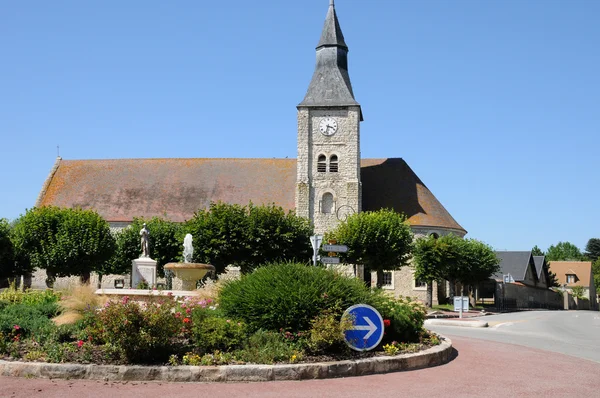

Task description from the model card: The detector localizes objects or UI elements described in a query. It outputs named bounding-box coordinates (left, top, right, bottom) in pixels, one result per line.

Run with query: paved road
left=428, top=310, right=600, bottom=363
left=2, top=331, right=600, bottom=397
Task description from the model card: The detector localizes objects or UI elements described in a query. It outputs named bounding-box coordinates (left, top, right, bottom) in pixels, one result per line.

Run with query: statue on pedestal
left=140, top=223, right=150, bottom=258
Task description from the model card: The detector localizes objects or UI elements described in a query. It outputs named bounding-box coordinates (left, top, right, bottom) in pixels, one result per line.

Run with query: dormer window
left=329, top=155, right=338, bottom=173
left=317, top=155, right=327, bottom=172
left=566, top=274, right=576, bottom=284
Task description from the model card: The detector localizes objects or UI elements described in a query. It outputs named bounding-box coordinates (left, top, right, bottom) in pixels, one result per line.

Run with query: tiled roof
left=37, top=157, right=465, bottom=232
left=533, top=255, right=545, bottom=278
left=548, top=261, right=593, bottom=288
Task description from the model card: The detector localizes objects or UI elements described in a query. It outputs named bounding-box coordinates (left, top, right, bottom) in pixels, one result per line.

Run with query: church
left=35, top=1, right=465, bottom=303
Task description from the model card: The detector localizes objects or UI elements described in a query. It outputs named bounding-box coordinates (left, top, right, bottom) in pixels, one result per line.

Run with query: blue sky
left=1, top=0, right=598, bottom=253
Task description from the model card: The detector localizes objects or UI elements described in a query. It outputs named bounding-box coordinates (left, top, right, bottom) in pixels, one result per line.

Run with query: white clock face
left=319, top=117, right=338, bottom=136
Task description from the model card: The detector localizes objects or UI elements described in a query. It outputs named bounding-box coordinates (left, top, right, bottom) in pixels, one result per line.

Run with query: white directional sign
left=322, top=244, right=348, bottom=253
left=320, top=257, right=340, bottom=264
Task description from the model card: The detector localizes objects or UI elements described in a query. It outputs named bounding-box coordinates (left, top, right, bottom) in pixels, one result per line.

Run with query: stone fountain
left=164, top=234, right=215, bottom=291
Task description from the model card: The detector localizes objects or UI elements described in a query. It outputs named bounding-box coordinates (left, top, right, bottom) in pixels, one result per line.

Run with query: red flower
left=383, top=319, right=391, bottom=327
left=77, top=340, right=84, bottom=348
left=183, top=317, right=191, bottom=324
left=13, top=325, right=20, bottom=330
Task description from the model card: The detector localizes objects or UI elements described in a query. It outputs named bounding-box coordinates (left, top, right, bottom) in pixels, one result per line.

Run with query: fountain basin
left=164, top=263, right=215, bottom=291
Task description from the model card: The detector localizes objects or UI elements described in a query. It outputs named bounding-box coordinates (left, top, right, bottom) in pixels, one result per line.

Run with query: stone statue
left=183, top=233, right=194, bottom=263
left=140, top=223, right=150, bottom=258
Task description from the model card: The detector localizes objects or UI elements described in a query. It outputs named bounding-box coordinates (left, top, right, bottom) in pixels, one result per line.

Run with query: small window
left=414, top=277, right=427, bottom=289
left=429, top=233, right=439, bottom=239
left=317, top=155, right=327, bottom=172
left=329, top=155, right=338, bottom=173
left=382, top=271, right=393, bottom=287
left=321, top=193, right=334, bottom=214
left=566, top=274, right=576, bottom=284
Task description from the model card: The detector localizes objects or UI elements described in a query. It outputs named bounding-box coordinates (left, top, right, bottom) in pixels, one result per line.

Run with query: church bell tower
left=296, top=0, right=363, bottom=234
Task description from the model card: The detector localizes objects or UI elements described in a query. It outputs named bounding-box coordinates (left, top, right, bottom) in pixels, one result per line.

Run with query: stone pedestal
left=132, top=257, right=157, bottom=288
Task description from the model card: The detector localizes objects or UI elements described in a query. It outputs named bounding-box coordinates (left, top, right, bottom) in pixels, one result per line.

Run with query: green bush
left=0, top=302, right=60, bottom=337
left=0, top=286, right=60, bottom=306
left=368, top=292, right=427, bottom=344
left=307, top=312, right=352, bottom=354
left=235, top=330, right=299, bottom=364
left=83, top=297, right=181, bottom=364
left=190, top=311, right=247, bottom=353
left=218, top=262, right=372, bottom=332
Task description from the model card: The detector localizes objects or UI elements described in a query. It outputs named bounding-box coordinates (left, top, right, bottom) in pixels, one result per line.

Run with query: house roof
left=36, top=157, right=466, bottom=233
left=493, top=251, right=535, bottom=281
left=548, top=261, right=593, bottom=287
left=533, top=255, right=545, bottom=279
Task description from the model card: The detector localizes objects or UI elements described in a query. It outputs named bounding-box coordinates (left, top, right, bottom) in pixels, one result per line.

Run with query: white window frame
left=381, top=271, right=394, bottom=290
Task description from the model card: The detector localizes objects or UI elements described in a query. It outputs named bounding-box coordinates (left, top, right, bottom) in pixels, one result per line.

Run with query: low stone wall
left=0, top=337, right=452, bottom=382
left=499, top=283, right=563, bottom=310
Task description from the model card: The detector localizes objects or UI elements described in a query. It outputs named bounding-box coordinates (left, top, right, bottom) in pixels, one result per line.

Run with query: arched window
left=430, top=233, right=439, bottom=239
left=317, top=155, right=327, bottom=173
left=321, top=192, right=334, bottom=214
left=329, top=155, right=338, bottom=173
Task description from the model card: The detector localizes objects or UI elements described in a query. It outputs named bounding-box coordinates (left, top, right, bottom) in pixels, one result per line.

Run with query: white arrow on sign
left=320, top=257, right=340, bottom=264
left=352, top=316, right=377, bottom=340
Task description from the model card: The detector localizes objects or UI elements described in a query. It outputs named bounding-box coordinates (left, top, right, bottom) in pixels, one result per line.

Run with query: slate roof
left=548, top=261, right=593, bottom=287
left=493, top=251, right=534, bottom=281
left=299, top=0, right=361, bottom=113
left=533, top=255, right=545, bottom=279
left=36, top=157, right=465, bottom=233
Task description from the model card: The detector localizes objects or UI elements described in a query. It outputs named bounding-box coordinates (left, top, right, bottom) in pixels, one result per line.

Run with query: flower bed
left=0, top=264, right=441, bottom=366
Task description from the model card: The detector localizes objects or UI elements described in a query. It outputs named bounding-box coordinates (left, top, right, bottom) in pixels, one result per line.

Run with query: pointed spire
left=299, top=1, right=361, bottom=117
left=317, top=0, right=347, bottom=50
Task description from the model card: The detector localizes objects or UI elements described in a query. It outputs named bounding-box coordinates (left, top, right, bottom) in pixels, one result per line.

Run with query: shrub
left=0, top=284, right=60, bottom=306
left=218, top=262, right=372, bottom=332
left=0, top=302, right=60, bottom=337
left=83, top=297, right=180, bottom=364
left=53, top=283, right=108, bottom=326
left=306, top=312, right=351, bottom=354
left=190, top=312, right=247, bottom=353
left=0, top=218, right=15, bottom=279
left=368, top=292, right=427, bottom=344
left=235, top=330, right=299, bottom=364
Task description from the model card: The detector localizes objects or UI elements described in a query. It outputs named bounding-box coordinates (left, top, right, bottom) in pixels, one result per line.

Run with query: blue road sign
left=342, top=304, right=384, bottom=351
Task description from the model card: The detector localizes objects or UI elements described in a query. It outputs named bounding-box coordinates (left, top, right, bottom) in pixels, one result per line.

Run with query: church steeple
left=299, top=0, right=362, bottom=117
left=316, top=0, right=347, bottom=50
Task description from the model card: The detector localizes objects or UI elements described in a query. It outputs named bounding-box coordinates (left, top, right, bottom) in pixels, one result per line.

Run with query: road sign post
left=341, top=304, right=385, bottom=351
left=310, top=235, right=323, bottom=266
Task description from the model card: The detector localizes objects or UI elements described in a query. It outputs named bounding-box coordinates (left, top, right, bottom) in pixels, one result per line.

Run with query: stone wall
left=499, top=282, right=563, bottom=309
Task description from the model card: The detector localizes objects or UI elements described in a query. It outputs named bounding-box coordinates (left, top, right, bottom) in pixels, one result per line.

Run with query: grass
left=53, top=283, right=109, bottom=325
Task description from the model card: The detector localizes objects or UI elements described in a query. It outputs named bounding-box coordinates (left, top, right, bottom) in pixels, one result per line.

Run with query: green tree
left=531, top=245, right=544, bottom=256
left=325, top=209, right=414, bottom=288
left=457, top=238, right=500, bottom=289
left=0, top=218, right=15, bottom=280
left=413, top=234, right=458, bottom=307
left=106, top=217, right=184, bottom=278
left=545, top=242, right=583, bottom=261
left=592, top=259, right=600, bottom=295
left=11, top=207, right=115, bottom=284
left=186, top=202, right=313, bottom=275
left=584, top=238, right=600, bottom=262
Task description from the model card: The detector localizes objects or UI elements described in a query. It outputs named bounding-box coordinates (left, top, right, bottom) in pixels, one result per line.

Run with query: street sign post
left=342, top=304, right=385, bottom=351
left=310, top=235, right=323, bottom=266
left=320, top=257, right=340, bottom=264
left=322, top=244, right=348, bottom=253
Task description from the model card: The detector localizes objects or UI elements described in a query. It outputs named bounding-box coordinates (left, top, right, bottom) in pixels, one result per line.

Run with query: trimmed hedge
left=218, top=262, right=372, bottom=332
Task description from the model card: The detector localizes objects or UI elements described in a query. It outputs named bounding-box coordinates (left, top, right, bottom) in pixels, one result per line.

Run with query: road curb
left=0, top=336, right=452, bottom=382
left=425, top=319, right=488, bottom=328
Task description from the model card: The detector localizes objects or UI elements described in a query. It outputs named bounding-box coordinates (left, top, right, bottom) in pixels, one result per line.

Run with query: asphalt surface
left=428, top=310, right=600, bottom=363
left=2, top=335, right=600, bottom=396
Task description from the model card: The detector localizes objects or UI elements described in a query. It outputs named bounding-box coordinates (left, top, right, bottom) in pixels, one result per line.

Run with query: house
left=487, top=251, right=562, bottom=310
left=31, top=1, right=466, bottom=297
left=548, top=261, right=598, bottom=310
